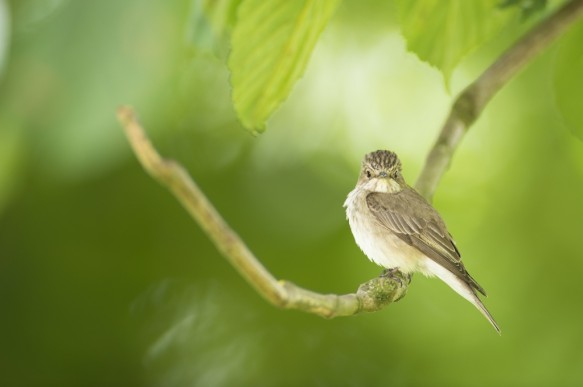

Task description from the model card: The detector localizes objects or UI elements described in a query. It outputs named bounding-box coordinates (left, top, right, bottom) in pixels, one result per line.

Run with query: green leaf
left=397, top=0, right=515, bottom=84
left=553, top=20, right=583, bottom=141
left=229, top=0, right=340, bottom=134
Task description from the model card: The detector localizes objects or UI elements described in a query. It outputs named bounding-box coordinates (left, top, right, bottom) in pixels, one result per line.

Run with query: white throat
left=364, top=177, right=402, bottom=194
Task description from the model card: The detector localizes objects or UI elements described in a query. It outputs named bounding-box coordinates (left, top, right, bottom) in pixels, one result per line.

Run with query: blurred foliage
left=499, top=0, right=548, bottom=19
left=0, top=0, right=8, bottom=76
left=1, top=0, right=583, bottom=386
left=553, top=19, right=583, bottom=141
left=189, top=0, right=241, bottom=59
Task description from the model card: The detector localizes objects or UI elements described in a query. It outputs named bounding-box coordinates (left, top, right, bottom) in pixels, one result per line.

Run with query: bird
left=343, top=149, right=500, bottom=333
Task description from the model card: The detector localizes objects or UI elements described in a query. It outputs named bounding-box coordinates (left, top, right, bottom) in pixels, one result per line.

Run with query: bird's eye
left=392, top=172, right=399, bottom=179
left=365, top=170, right=372, bottom=178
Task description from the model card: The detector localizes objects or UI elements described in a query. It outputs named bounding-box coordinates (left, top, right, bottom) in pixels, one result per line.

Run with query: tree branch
left=117, top=0, right=583, bottom=319
left=415, top=0, right=583, bottom=200
left=117, top=106, right=408, bottom=318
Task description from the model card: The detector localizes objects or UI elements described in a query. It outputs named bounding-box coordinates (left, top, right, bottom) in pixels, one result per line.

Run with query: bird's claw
left=379, top=268, right=412, bottom=287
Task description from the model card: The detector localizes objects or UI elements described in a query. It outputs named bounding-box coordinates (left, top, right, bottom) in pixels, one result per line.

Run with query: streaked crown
left=363, top=150, right=401, bottom=173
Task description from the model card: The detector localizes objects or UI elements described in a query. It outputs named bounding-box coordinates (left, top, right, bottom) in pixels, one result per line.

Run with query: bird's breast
left=344, top=187, right=425, bottom=273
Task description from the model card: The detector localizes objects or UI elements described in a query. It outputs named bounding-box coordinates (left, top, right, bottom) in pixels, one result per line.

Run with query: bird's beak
left=379, top=171, right=388, bottom=178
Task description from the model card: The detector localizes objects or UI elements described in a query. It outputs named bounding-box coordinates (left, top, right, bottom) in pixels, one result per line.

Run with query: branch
left=118, top=1, right=583, bottom=320
left=117, top=106, right=409, bottom=318
left=415, top=0, right=583, bottom=200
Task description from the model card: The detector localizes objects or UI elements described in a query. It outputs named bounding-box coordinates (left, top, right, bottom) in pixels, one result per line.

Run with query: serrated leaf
left=553, top=20, right=583, bottom=141
left=397, top=0, right=515, bottom=85
left=229, top=0, right=339, bottom=134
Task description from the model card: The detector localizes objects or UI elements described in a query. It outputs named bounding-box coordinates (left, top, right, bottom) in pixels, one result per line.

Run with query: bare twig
left=117, top=106, right=408, bottom=318
left=118, top=0, right=583, bottom=319
left=415, top=0, right=583, bottom=200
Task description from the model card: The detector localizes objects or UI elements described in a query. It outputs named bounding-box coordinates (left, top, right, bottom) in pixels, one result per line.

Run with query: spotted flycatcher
left=344, top=150, right=500, bottom=333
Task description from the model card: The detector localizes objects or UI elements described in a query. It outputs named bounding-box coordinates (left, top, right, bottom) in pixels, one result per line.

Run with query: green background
left=1, top=1, right=583, bottom=386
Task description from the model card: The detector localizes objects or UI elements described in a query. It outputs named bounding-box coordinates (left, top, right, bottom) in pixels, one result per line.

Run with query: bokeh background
left=1, top=1, right=583, bottom=386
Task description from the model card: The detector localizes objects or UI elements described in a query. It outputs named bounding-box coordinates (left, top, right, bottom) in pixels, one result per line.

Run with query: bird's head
left=358, top=150, right=404, bottom=193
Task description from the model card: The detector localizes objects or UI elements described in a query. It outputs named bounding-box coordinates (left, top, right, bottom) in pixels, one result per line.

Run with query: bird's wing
left=366, top=189, right=486, bottom=296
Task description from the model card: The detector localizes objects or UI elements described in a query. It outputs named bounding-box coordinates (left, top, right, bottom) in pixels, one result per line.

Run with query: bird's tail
left=425, top=260, right=501, bottom=334
left=468, top=291, right=500, bottom=335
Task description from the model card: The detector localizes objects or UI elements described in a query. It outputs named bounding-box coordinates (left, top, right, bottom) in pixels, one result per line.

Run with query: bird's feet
left=380, top=267, right=412, bottom=286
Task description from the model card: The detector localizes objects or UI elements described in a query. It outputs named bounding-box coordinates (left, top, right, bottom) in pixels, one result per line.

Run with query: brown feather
left=366, top=187, right=486, bottom=296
